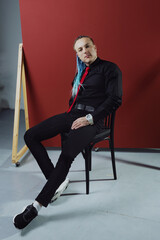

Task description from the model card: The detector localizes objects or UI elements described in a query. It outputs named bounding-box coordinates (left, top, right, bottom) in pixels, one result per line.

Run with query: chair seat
left=91, top=128, right=111, bottom=144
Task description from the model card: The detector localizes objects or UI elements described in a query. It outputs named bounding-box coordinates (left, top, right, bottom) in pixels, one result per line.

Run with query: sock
left=33, top=201, right=42, bottom=212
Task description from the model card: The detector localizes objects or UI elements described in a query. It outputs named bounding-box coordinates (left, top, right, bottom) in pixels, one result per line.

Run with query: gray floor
left=0, top=109, right=160, bottom=240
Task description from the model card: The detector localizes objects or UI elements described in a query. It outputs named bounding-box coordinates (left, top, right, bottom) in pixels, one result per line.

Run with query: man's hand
left=71, top=117, right=89, bottom=130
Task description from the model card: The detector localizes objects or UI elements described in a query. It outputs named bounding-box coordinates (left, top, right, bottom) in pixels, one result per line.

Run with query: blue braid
left=72, top=55, right=86, bottom=96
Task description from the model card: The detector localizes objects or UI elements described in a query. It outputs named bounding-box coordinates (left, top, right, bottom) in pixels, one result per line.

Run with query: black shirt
left=69, top=57, right=122, bottom=123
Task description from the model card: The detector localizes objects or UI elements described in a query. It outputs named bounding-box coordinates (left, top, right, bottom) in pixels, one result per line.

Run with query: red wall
left=19, top=0, right=160, bottom=148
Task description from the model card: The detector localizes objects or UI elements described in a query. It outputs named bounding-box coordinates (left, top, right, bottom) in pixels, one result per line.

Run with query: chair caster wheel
left=15, top=162, right=20, bottom=167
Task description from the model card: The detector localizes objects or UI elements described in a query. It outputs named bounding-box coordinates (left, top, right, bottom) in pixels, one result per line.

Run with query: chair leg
left=84, top=147, right=91, bottom=194
left=109, top=139, right=117, bottom=180
left=88, top=146, right=92, bottom=171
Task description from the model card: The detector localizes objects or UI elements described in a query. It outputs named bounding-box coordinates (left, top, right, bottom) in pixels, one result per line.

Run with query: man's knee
left=24, top=128, right=35, bottom=144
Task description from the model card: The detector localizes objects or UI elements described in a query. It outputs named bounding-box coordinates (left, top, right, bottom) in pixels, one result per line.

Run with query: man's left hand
left=71, top=117, right=89, bottom=130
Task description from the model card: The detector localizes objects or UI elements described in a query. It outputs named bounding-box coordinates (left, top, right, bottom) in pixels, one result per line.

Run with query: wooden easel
left=12, top=43, right=29, bottom=166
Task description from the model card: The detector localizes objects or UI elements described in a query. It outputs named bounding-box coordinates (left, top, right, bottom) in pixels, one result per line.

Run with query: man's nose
left=83, top=47, right=87, bottom=53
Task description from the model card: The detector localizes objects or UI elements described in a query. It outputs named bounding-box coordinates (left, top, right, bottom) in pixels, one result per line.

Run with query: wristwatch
left=85, top=114, right=94, bottom=125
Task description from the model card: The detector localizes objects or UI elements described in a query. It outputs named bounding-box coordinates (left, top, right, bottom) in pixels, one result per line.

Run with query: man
left=13, top=36, right=122, bottom=229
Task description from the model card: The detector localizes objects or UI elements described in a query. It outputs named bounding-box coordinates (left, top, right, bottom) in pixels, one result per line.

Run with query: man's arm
left=92, top=63, right=122, bottom=123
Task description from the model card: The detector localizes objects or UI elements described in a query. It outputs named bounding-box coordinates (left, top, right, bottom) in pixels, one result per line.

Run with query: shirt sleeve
left=92, top=63, right=122, bottom=123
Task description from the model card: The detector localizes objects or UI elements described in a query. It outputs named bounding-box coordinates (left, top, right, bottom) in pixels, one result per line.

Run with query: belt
left=74, top=103, right=95, bottom=112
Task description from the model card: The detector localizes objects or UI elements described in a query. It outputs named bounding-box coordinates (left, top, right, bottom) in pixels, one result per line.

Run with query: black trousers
left=24, top=110, right=101, bottom=207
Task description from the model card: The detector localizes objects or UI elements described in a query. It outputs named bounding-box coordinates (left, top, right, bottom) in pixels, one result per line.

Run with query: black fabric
left=24, top=112, right=101, bottom=207
left=69, top=57, right=122, bottom=122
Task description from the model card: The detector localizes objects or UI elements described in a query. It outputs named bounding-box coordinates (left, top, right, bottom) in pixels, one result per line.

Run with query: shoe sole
left=13, top=204, right=38, bottom=229
left=13, top=206, right=27, bottom=229
left=50, top=181, right=69, bottom=203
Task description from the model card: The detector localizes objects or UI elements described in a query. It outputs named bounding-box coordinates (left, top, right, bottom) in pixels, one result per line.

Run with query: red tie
left=67, top=67, right=89, bottom=113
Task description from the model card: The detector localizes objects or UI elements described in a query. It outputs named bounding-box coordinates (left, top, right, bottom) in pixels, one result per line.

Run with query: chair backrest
left=104, top=111, right=116, bottom=140
left=89, top=111, right=116, bottom=147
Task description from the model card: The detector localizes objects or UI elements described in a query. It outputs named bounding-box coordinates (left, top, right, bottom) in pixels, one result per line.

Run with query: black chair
left=81, top=111, right=117, bottom=194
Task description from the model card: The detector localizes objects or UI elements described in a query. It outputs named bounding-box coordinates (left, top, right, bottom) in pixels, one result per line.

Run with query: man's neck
left=85, top=57, right=98, bottom=66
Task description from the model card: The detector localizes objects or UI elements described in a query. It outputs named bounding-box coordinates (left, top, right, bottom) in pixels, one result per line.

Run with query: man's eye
left=78, top=48, right=82, bottom=52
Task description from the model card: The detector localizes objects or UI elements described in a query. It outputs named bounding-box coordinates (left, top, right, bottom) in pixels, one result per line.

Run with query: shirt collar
left=86, top=57, right=101, bottom=69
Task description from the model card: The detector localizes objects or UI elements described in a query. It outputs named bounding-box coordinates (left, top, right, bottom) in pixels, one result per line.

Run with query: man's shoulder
left=99, top=58, right=118, bottom=67
left=99, top=58, right=121, bottom=72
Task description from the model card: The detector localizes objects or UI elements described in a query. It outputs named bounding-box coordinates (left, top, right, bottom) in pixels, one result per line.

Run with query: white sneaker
left=50, top=178, right=69, bottom=203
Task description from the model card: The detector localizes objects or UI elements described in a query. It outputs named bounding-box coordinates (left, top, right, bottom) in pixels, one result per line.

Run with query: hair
left=73, top=35, right=94, bottom=49
left=72, top=55, right=86, bottom=96
left=72, top=35, right=94, bottom=96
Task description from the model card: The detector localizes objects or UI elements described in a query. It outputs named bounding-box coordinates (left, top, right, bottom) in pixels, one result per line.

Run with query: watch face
left=86, top=114, right=91, bottom=120
left=86, top=114, right=93, bottom=125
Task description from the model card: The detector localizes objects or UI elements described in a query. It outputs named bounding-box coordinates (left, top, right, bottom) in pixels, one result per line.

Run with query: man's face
left=74, top=37, right=97, bottom=66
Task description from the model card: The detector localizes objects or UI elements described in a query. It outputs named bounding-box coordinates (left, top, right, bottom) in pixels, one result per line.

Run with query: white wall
left=0, top=0, right=22, bottom=110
